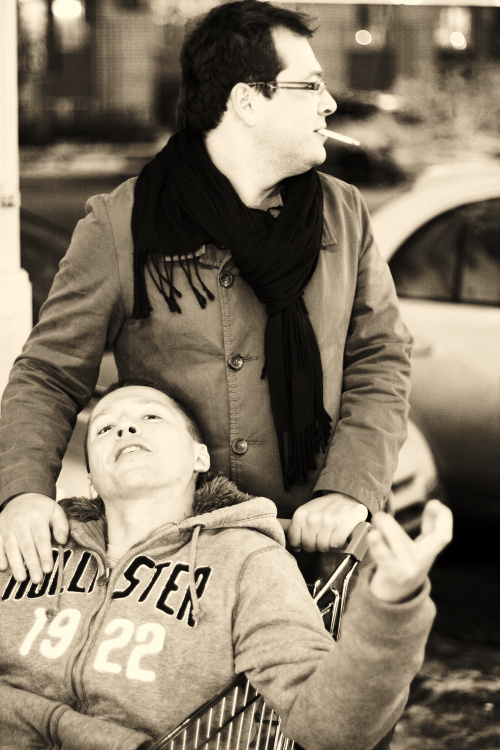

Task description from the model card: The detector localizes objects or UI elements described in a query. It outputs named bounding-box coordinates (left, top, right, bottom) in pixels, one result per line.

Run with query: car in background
left=19, top=203, right=439, bottom=536
left=320, top=92, right=408, bottom=187
left=372, top=162, right=500, bottom=514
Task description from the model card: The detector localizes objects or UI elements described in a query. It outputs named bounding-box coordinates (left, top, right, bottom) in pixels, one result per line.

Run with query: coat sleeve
left=0, top=194, right=125, bottom=504
left=0, top=683, right=152, bottom=750
left=313, top=184, right=413, bottom=514
left=232, top=546, right=435, bottom=750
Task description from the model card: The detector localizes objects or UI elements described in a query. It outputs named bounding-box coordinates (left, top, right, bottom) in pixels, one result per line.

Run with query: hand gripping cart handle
left=146, top=521, right=372, bottom=750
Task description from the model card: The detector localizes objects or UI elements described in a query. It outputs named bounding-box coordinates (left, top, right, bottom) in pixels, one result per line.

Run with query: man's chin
left=108, top=472, right=155, bottom=496
left=304, top=145, right=327, bottom=172
left=285, top=152, right=326, bottom=178
left=313, top=145, right=327, bottom=167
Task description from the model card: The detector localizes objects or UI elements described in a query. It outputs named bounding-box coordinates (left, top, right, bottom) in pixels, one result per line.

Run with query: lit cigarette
left=317, top=128, right=361, bottom=147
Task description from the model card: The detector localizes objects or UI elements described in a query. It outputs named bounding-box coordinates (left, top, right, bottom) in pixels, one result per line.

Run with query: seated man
left=0, top=381, right=452, bottom=750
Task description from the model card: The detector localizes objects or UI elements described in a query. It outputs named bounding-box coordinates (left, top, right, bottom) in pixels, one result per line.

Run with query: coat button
left=228, top=354, right=244, bottom=370
left=219, top=271, right=234, bottom=288
left=231, top=438, right=248, bottom=455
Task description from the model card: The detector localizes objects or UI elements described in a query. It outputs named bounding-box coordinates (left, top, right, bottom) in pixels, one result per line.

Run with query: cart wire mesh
left=147, top=521, right=371, bottom=750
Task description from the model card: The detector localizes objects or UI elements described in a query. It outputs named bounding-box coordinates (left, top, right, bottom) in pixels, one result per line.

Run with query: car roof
left=371, top=162, right=500, bottom=260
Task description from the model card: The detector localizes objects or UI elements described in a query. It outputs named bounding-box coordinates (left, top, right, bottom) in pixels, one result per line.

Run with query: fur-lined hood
left=60, top=474, right=285, bottom=547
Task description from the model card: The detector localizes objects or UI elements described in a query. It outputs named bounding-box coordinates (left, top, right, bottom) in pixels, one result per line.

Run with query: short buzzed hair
left=84, top=379, right=204, bottom=472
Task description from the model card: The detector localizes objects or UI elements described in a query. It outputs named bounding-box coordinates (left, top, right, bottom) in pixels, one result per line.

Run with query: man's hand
left=0, top=493, right=69, bottom=584
left=369, top=499, right=453, bottom=603
left=287, top=493, right=369, bottom=552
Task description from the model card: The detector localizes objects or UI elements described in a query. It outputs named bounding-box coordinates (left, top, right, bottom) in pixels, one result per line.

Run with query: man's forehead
left=90, top=386, right=174, bottom=422
left=272, top=27, right=322, bottom=77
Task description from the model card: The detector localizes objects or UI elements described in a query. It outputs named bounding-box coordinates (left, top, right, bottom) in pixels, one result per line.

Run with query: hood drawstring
left=46, top=544, right=65, bottom=622
left=188, top=524, right=204, bottom=624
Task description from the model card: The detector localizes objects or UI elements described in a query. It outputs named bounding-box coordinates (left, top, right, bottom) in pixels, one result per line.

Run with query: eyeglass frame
left=247, top=80, right=328, bottom=93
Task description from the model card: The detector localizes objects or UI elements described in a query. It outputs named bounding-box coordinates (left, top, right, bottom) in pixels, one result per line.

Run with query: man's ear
left=88, top=474, right=99, bottom=500
left=194, top=443, right=211, bottom=474
left=228, top=82, right=257, bottom=127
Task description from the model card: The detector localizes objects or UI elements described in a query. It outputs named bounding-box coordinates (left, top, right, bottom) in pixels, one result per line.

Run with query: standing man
left=0, top=0, right=412, bottom=584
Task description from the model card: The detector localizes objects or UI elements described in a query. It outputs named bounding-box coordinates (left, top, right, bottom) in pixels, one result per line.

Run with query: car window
left=460, top=200, right=500, bottom=305
left=389, top=198, right=500, bottom=306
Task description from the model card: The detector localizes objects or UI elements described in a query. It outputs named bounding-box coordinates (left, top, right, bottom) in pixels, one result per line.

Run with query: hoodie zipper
left=62, top=535, right=109, bottom=712
left=69, top=522, right=185, bottom=714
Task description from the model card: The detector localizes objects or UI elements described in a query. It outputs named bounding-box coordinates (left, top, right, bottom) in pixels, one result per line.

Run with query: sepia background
left=3, top=1, right=500, bottom=747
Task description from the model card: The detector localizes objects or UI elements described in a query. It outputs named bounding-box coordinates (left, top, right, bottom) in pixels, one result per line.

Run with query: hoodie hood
left=181, top=475, right=285, bottom=546
left=61, top=474, right=285, bottom=548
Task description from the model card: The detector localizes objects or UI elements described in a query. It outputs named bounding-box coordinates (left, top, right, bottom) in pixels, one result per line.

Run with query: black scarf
left=131, top=130, right=331, bottom=490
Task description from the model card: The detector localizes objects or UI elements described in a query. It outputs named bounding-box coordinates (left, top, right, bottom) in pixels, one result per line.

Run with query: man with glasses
left=0, top=1, right=412, bottom=595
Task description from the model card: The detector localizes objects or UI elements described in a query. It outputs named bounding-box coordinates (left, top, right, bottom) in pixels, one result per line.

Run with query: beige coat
left=0, top=172, right=412, bottom=516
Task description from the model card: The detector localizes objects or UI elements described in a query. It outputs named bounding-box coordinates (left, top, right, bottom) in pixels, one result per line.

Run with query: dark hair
left=84, top=379, right=204, bottom=472
left=176, top=0, right=314, bottom=133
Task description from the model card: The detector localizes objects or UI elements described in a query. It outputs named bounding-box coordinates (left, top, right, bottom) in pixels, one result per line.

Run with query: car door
left=388, top=197, right=500, bottom=498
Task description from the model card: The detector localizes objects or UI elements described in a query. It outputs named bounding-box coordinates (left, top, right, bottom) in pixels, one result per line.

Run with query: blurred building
left=18, top=0, right=169, bottom=141
left=16, top=0, right=500, bottom=142
left=296, top=1, right=500, bottom=93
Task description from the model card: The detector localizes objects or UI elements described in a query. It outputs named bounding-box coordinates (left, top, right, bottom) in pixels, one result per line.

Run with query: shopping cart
left=147, top=521, right=371, bottom=750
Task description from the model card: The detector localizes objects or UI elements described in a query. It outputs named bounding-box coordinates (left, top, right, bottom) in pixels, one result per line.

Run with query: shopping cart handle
left=278, top=519, right=372, bottom=640
left=311, top=521, right=371, bottom=640
left=343, top=520, right=371, bottom=559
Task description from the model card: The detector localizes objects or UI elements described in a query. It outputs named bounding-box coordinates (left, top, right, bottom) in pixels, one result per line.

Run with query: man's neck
left=204, top=129, right=282, bottom=209
left=103, top=487, right=194, bottom=551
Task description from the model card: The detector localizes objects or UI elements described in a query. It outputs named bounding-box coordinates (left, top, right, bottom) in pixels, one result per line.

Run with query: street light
left=52, top=0, right=83, bottom=18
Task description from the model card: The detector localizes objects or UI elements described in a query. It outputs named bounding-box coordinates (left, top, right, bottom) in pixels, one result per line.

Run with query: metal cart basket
left=147, top=521, right=371, bottom=750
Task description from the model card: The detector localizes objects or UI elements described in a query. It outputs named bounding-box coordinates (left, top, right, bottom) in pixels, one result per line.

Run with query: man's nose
left=116, top=423, right=140, bottom=438
left=320, top=90, right=337, bottom=117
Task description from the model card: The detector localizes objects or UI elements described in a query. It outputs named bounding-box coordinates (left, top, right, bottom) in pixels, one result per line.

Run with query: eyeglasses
left=248, top=80, right=328, bottom=93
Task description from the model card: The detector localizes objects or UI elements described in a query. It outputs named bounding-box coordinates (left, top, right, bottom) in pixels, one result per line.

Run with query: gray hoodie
left=0, top=476, right=434, bottom=750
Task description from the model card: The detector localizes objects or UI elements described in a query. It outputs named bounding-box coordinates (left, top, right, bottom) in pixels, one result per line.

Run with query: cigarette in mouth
left=317, top=128, right=361, bottom=147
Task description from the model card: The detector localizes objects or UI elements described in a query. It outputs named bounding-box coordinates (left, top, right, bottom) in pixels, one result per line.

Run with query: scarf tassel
left=178, top=256, right=212, bottom=310
left=138, top=253, right=216, bottom=316
left=148, top=255, right=183, bottom=314
left=194, top=259, right=215, bottom=303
